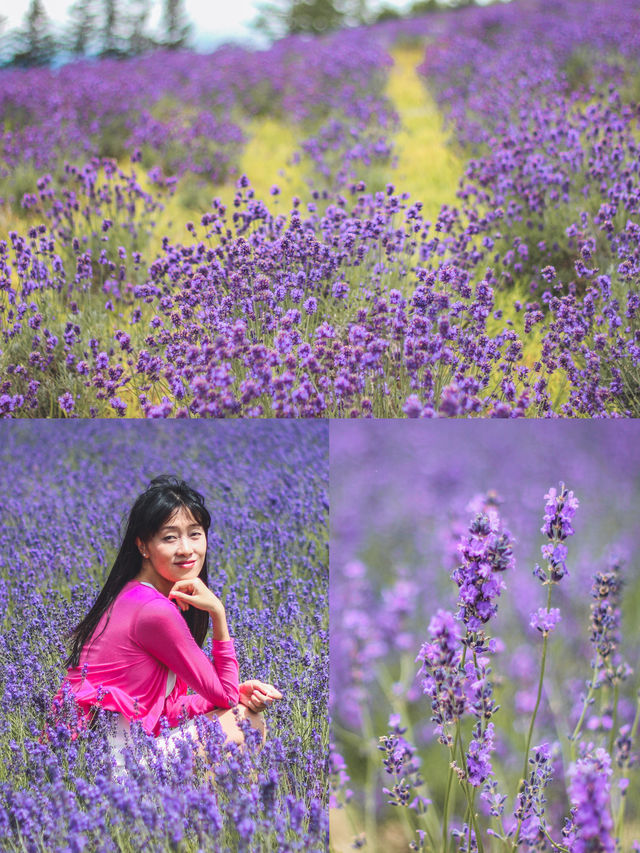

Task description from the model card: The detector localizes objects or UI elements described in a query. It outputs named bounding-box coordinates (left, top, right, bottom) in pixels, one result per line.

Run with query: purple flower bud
left=529, top=607, right=561, bottom=635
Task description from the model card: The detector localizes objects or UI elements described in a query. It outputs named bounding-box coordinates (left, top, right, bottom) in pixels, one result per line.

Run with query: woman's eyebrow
left=159, top=523, right=203, bottom=532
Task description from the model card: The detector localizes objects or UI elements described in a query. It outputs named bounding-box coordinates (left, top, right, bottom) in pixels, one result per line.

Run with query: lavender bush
left=0, top=31, right=395, bottom=202
left=0, top=420, right=329, bottom=851
left=330, top=421, right=640, bottom=850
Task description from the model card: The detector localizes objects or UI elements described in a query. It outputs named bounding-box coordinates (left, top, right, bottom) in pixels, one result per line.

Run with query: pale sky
left=3, top=0, right=417, bottom=49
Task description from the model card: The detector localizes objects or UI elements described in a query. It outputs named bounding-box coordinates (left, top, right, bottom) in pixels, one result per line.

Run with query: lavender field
left=0, top=420, right=329, bottom=851
left=330, top=421, right=640, bottom=850
left=1, top=0, right=639, bottom=417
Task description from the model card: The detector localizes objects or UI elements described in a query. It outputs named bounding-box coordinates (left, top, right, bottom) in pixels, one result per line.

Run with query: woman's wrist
left=206, top=601, right=226, bottom=618
left=209, top=607, right=231, bottom=641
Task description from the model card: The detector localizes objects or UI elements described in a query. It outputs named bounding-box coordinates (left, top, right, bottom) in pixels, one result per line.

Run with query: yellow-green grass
left=386, top=45, right=462, bottom=223
left=148, top=115, right=308, bottom=251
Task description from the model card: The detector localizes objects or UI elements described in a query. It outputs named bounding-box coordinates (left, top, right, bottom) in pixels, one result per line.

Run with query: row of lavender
left=0, top=421, right=329, bottom=851
left=0, top=31, right=396, bottom=199
left=2, top=0, right=640, bottom=418
left=330, top=421, right=640, bottom=850
left=416, top=0, right=640, bottom=418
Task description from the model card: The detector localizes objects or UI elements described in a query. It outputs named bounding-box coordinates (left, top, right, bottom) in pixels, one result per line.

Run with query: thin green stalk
left=455, top=716, right=485, bottom=853
left=443, top=724, right=461, bottom=852
left=569, top=653, right=601, bottom=763
left=513, top=583, right=552, bottom=849
left=613, top=691, right=640, bottom=841
left=468, top=787, right=478, bottom=853
left=441, top=644, right=469, bottom=851
left=362, top=706, right=379, bottom=853
left=521, top=583, right=552, bottom=785
left=466, top=800, right=473, bottom=853
left=608, top=682, right=619, bottom=757
left=542, top=826, right=569, bottom=852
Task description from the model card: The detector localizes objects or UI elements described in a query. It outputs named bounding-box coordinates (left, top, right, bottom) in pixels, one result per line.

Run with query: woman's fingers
left=168, top=590, right=191, bottom=610
left=249, top=689, right=277, bottom=711
left=255, top=691, right=275, bottom=706
left=238, top=683, right=280, bottom=712
left=243, top=679, right=283, bottom=700
left=170, top=580, right=199, bottom=599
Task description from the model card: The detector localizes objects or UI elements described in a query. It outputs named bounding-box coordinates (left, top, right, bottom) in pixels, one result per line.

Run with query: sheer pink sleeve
left=132, top=597, right=239, bottom=710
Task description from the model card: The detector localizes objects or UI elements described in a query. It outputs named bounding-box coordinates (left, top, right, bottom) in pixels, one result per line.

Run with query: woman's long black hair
left=66, top=475, right=212, bottom=669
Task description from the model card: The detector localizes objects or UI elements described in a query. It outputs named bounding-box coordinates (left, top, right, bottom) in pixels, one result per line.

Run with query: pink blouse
left=59, top=580, right=240, bottom=735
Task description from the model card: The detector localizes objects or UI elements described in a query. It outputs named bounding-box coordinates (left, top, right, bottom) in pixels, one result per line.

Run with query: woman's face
left=136, top=506, right=207, bottom=592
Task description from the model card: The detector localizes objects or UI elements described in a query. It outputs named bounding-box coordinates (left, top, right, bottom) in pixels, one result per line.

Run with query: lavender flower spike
left=416, top=610, right=465, bottom=744
left=536, top=483, right=578, bottom=583
left=541, top=484, right=579, bottom=540
left=378, top=715, right=430, bottom=814
left=589, top=555, right=630, bottom=686
left=564, top=748, right=615, bottom=853
left=452, top=494, right=514, bottom=635
left=513, top=742, right=555, bottom=848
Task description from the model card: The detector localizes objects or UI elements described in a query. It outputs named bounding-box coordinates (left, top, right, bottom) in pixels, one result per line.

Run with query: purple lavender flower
left=513, top=742, right=556, bottom=849
left=589, top=555, right=630, bottom=685
left=57, top=392, right=75, bottom=415
left=466, top=721, right=495, bottom=787
left=564, top=748, right=615, bottom=853
left=541, top=484, right=579, bottom=542
left=536, top=484, right=578, bottom=583
left=529, top=607, right=561, bottom=636
left=378, top=715, right=430, bottom=813
left=329, top=745, right=352, bottom=808
left=416, top=610, right=465, bottom=744
left=452, top=495, right=514, bottom=634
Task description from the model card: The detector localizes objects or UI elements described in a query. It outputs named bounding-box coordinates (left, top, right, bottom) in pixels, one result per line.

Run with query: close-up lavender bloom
left=589, top=557, right=629, bottom=686
left=529, top=608, right=561, bottom=636
left=512, top=742, right=556, bottom=850
left=330, top=421, right=640, bottom=852
left=379, top=715, right=430, bottom=814
left=416, top=610, right=465, bottom=746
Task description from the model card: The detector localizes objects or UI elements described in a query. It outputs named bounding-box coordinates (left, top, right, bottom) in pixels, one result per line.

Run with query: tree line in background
left=0, top=0, right=484, bottom=67
left=254, top=0, right=479, bottom=39
left=0, top=0, right=191, bottom=66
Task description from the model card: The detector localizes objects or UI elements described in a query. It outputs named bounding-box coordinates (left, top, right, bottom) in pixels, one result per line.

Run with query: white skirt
left=107, top=668, right=199, bottom=772
left=107, top=713, right=203, bottom=772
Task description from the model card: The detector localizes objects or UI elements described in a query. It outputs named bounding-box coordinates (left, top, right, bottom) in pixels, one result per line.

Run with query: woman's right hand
left=169, top=577, right=224, bottom=615
left=169, top=578, right=230, bottom=641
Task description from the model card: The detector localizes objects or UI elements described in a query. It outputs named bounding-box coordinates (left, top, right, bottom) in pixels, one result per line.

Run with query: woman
left=56, top=474, right=281, bottom=760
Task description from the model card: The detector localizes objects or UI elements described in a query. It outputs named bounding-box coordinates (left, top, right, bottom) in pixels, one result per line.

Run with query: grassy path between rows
left=163, top=43, right=463, bottom=240
left=385, top=45, right=462, bottom=221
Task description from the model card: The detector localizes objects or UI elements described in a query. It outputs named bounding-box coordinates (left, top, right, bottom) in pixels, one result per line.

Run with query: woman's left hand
left=238, top=680, right=282, bottom=712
